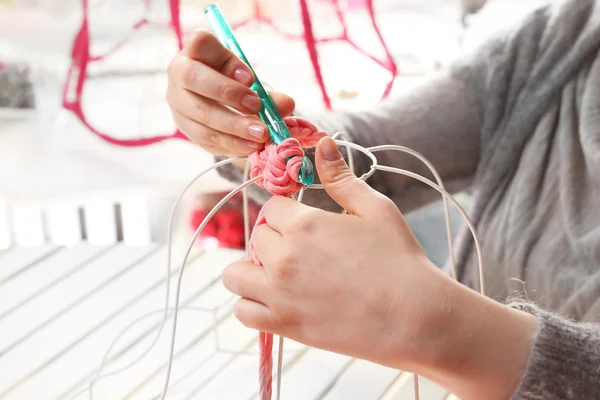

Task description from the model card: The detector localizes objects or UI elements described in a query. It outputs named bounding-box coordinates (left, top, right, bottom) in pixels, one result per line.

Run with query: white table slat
left=84, top=201, right=118, bottom=245
left=322, top=359, right=401, bottom=400
left=0, top=245, right=158, bottom=397
left=0, top=244, right=58, bottom=284
left=82, top=251, right=243, bottom=400
left=46, top=203, right=83, bottom=245
left=0, top=201, right=11, bottom=249
left=272, top=348, right=352, bottom=400
left=1, top=243, right=453, bottom=399
left=11, top=204, right=45, bottom=246
left=54, top=249, right=243, bottom=400
left=95, top=287, right=243, bottom=399
left=185, top=337, right=307, bottom=400
left=129, top=316, right=257, bottom=400
left=120, top=197, right=152, bottom=245
left=1, top=245, right=167, bottom=400
left=389, top=375, right=449, bottom=400
left=0, top=244, right=108, bottom=319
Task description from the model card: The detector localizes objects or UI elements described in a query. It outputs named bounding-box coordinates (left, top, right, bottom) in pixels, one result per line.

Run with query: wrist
left=417, top=278, right=537, bottom=400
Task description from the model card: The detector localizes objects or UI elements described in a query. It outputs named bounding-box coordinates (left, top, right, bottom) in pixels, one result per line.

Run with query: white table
left=0, top=244, right=455, bottom=400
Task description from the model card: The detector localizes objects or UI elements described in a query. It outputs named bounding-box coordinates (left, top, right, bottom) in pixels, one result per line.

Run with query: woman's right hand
left=166, top=30, right=296, bottom=157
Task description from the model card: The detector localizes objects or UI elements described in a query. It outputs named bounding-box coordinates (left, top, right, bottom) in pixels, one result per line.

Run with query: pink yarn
left=248, top=116, right=326, bottom=400
left=249, top=116, right=327, bottom=197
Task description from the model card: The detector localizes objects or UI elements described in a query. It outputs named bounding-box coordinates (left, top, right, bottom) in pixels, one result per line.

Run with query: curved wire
left=373, top=164, right=484, bottom=295
left=368, top=145, right=458, bottom=280
left=80, top=138, right=483, bottom=400
left=75, top=157, right=246, bottom=400
left=68, top=306, right=217, bottom=400
left=158, top=176, right=260, bottom=399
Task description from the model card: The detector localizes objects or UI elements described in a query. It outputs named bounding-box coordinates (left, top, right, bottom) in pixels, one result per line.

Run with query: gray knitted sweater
left=217, top=0, right=600, bottom=397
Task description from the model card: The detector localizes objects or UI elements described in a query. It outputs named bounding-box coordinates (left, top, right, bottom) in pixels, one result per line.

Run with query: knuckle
left=233, top=301, right=252, bottom=328
left=194, top=102, right=210, bottom=125
left=291, top=208, right=319, bottom=234
left=214, top=79, right=238, bottom=102
left=376, top=195, right=402, bottom=220
left=378, top=195, right=398, bottom=213
left=179, top=59, right=199, bottom=88
left=293, top=213, right=315, bottom=234
left=224, top=134, right=241, bottom=151
left=196, top=130, right=219, bottom=150
left=221, top=264, right=238, bottom=293
left=272, top=252, right=297, bottom=281
left=230, top=115, right=246, bottom=137
left=191, top=30, right=217, bottom=50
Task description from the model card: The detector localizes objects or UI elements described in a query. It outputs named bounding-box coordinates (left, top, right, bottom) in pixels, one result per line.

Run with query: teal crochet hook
left=204, top=3, right=315, bottom=186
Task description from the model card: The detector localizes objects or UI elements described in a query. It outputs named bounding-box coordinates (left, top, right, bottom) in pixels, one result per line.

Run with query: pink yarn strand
left=248, top=117, right=326, bottom=400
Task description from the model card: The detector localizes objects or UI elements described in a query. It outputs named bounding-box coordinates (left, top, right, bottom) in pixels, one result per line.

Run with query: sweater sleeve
left=215, top=69, right=483, bottom=212
left=508, top=300, right=600, bottom=400
left=216, top=0, right=594, bottom=214
left=214, top=3, right=551, bottom=212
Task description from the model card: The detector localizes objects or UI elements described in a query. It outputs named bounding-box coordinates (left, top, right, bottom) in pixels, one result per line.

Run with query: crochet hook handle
left=204, top=3, right=315, bottom=186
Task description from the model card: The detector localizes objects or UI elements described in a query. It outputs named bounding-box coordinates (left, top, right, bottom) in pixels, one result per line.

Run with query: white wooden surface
left=0, top=244, right=453, bottom=400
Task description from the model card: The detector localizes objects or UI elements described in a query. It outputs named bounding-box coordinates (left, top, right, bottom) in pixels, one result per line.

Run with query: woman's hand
left=223, top=136, right=451, bottom=369
left=223, top=137, right=538, bottom=400
left=166, top=30, right=295, bottom=156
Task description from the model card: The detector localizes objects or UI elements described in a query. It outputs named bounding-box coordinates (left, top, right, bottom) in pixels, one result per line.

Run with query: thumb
left=315, top=136, right=378, bottom=215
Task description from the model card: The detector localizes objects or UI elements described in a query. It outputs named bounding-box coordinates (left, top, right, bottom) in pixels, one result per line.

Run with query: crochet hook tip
left=298, top=156, right=315, bottom=186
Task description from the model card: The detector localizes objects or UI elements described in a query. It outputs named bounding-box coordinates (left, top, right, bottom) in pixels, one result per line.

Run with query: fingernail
left=241, top=94, right=262, bottom=111
left=320, top=137, right=341, bottom=161
left=248, top=124, right=266, bottom=140
left=233, top=69, right=253, bottom=85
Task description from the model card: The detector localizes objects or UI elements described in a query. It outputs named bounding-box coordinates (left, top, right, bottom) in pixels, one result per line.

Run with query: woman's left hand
left=223, top=137, right=538, bottom=400
left=222, top=137, right=451, bottom=370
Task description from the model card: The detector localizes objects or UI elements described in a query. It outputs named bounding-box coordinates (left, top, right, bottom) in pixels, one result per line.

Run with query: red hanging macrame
left=63, top=0, right=397, bottom=148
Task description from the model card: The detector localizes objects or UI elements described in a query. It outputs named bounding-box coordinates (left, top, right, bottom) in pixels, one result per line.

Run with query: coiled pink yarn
left=248, top=116, right=326, bottom=400
left=248, top=116, right=327, bottom=197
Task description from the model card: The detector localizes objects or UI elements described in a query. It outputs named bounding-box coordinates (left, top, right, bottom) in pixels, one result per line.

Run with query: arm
left=216, top=72, right=484, bottom=212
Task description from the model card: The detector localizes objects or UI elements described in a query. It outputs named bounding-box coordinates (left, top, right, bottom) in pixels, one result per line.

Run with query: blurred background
left=0, top=0, right=552, bottom=252
left=0, top=1, right=559, bottom=399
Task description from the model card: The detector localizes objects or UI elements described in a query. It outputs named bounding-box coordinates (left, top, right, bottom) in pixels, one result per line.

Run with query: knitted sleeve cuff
left=508, top=300, right=600, bottom=400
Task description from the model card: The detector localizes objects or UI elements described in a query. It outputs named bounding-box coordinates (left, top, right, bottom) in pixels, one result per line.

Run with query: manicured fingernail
left=233, top=69, right=253, bottom=85
left=241, top=94, right=262, bottom=111
left=248, top=124, right=266, bottom=140
left=320, top=137, right=341, bottom=161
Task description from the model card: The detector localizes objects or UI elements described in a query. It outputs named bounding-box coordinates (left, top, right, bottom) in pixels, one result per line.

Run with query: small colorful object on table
left=189, top=192, right=260, bottom=251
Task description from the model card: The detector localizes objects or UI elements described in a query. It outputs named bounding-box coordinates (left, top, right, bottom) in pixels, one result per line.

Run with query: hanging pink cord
left=248, top=116, right=327, bottom=400
left=62, top=0, right=396, bottom=147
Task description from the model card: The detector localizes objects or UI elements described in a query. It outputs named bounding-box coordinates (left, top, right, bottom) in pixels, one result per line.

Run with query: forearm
left=394, top=270, right=600, bottom=400
left=415, top=278, right=536, bottom=400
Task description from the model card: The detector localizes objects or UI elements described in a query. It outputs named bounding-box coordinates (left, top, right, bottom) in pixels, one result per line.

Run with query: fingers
left=184, top=30, right=254, bottom=86
left=250, top=224, right=284, bottom=268
left=168, top=55, right=262, bottom=114
left=167, top=30, right=298, bottom=157
left=222, top=260, right=270, bottom=304
left=315, top=137, right=388, bottom=216
left=167, top=85, right=269, bottom=143
left=234, top=298, right=278, bottom=333
left=171, top=110, right=260, bottom=156
left=269, top=92, right=295, bottom=117
left=261, top=196, right=313, bottom=233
